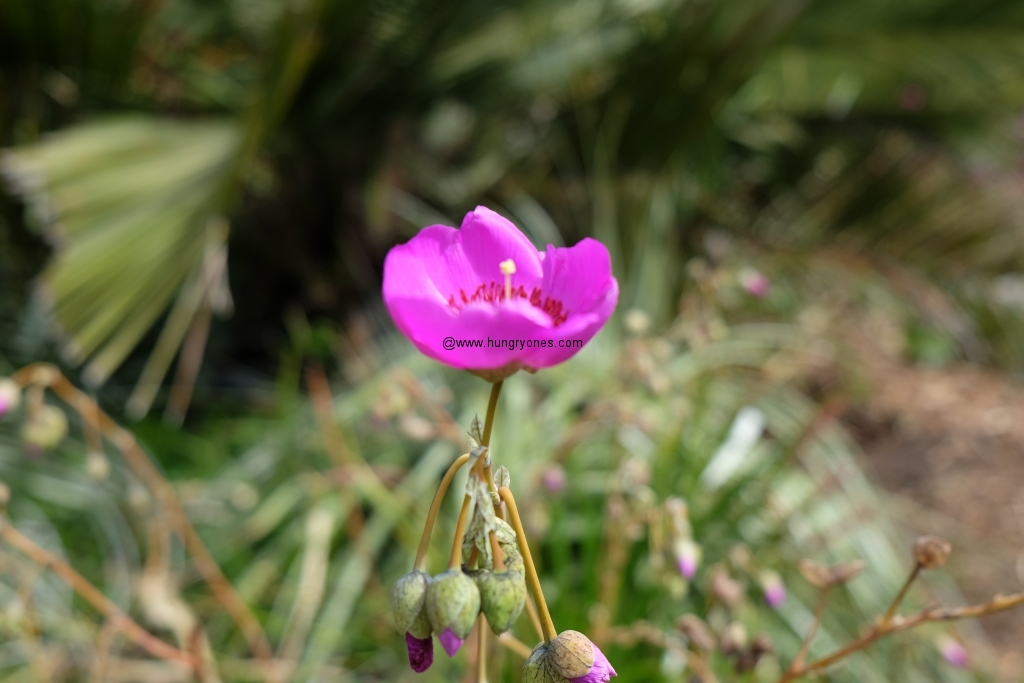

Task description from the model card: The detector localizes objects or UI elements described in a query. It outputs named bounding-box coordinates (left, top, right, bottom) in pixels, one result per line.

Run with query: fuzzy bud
left=675, top=614, right=715, bottom=651
left=719, top=622, right=747, bottom=656
left=425, top=569, right=480, bottom=656
left=675, top=538, right=701, bottom=580
left=913, top=534, right=952, bottom=569
left=22, top=405, right=68, bottom=451
left=798, top=558, right=864, bottom=588
left=474, top=569, right=526, bottom=635
left=523, top=644, right=568, bottom=683
left=759, top=570, right=786, bottom=608
left=0, top=380, right=21, bottom=417
left=548, top=630, right=617, bottom=682
left=391, top=570, right=432, bottom=638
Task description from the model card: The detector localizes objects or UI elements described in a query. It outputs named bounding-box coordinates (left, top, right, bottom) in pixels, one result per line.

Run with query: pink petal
left=405, top=632, right=434, bottom=672
left=569, top=643, right=617, bottom=683
left=0, top=397, right=10, bottom=417
left=677, top=555, right=697, bottom=580
left=439, top=628, right=464, bottom=657
left=459, top=207, right=544, bottom=286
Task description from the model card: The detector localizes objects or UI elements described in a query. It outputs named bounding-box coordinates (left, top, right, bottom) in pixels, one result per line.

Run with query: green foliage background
left=2, top=0, right=1024, bottom=681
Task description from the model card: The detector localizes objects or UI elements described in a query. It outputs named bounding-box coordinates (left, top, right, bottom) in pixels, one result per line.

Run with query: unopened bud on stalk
left=474, top=568, right=527, bottom=634
left=913, top=534, right=952, bottom=569
left=675, top=538, right=701, bottom=580
left=798, top=558, right=865, bottom=588
left=425, top=569, right=480, bottom=656
left=22, top=405, right=68, bottom=451
left=523, top=644, right=567, bottom=683
left=675, top=614, right=715, bottom=651
left=548, top=630, right=617, bottom=682
left=719, top=622, right=747, bottom=656
left=0, top=380, right=21, bottom=417
left=759, top=570, right=786, bottom=608
left=391, top=570, right=434, bottom=672
left=86, top=451, right=111, bottom=481
left=937, top=634, right=969, bottom=667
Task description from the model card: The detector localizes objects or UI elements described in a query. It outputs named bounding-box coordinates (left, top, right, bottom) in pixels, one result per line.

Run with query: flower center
left=447, top=259, right=569, bottom=326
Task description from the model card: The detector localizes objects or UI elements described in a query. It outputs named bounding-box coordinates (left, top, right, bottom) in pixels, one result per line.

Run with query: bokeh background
left=2, top=0, right=1024, bottom=681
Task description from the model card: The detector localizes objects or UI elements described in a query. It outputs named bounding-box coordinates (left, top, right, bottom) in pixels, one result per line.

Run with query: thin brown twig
left=787, top=587, right=831, bottom=674
left=11, top=364, right=278, bottom=683
left=880, top=564, right=920, bottom=627
left=0, top=519, right=197, bottom=669
left=779, top=587, right=1024, bottom=681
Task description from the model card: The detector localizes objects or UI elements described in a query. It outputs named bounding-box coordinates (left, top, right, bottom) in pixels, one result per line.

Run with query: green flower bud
left=474, top=568, right=526, bottom=635
left=503, top=546, right=525, bottom=574
left=426, top=569, right=480, bottom=656
left=391, top=570, right=432, bottom=638
left=22, top=405, right=68, bottom=451
left=548, top=630, right=595, bottom=679
left=523, top=644, right=569, bottom=683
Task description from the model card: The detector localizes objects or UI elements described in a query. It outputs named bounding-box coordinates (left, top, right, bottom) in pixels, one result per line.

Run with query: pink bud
left=542, top=465, right=567, bottom=493
left=938, top=636, right=968, bottom=668
left=675, top=540, right=700, bottom=580
left=739, top=269, right=770, bottom=297
left=438, top=628, right=464, bottom=657
left=760, top=571, right=786, bottom=608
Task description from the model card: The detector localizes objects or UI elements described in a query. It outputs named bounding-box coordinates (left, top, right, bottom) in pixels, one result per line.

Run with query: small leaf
left=494, top=465, right=511, bottom=490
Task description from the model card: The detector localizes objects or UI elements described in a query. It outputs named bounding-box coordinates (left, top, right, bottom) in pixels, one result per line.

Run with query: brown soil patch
left=848, top=360, right=1024, bottom=680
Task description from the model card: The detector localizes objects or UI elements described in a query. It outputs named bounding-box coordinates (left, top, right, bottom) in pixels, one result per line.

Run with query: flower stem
left=413, top=453, right=470, bottom=572
left=787, top=586, right=831, bottom=674
left=498, top=486, right=557, bottom=643
left=476, top=615, right=488, bottom=683
left=449, top=493, right=474, bottom=571
left=498, top=632, right=533, bottom=659
left=481, top=381, right=502, bottom=448
left=489, top=530, right=505, bottom=572
left=481, top=381, right=503, bottom=515
left=880, top=564, right=920, bottom=627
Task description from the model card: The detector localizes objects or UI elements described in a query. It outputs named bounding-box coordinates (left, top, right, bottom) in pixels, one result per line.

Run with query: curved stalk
left=413, top=453, right=470, bottom=571
left=498, top=486, right=557, bottom=643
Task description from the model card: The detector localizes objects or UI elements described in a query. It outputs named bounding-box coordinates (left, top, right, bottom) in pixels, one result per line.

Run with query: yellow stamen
left=499, top=259, right=516, bottom=301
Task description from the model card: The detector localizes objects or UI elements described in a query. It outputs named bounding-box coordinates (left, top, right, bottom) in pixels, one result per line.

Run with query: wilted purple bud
left=937, top=636, right=968, bottom=668
left=675, top=539, right=700, bottom=580
left=405, top=632, right=434, bottom=673
left=739, top=269, right=769, bottom=298
left=0, top=380, right=20, bottom=417
left=759, top=570, right=786, bottom=608
left=542, top=465, right=567, bottom=493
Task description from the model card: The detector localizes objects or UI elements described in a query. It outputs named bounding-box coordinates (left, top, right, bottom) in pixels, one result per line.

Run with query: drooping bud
left=542, top=465, right=567, bottom=493
left=425, top=569, right=480, bottom=656
left=798, top=558, right=865, bottom=588
left=710, top=567, right=743, bottom=607
left=759, top=570, right=786, bottom=608
left=392, top=570, right=432, bottom=636
left=913, top=534, right=952, bottom=570
left=523, top=644, right=568, bottom=683
left=719, top=622, right=747, bottom=656
left=391, top=570, right=434, bottom=671
left=0, top=380, right=21, bottom=417
left=674, top=538, right=701, bottom=580
left=548, top=630, right=617, bottom=682
left=474, top=568, right=526, bottom=635
left=937, top=635, right=968, bottom=667
left=674, top=614, right=715, bottom=651
left=22, top=405, right=68, bottom=451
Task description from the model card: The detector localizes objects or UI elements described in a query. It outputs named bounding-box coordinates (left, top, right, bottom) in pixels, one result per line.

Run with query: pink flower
left=569, top=642, right=617, bottom=683
left=739, top=269, right=770, bottom=298
left=383, top=207, right=618, bottom=379
left=937, top=635, right=968, bottom=668
left=675, top=539, right=700, bottom=580
left=760, top=571, right=786, bottom=608
left=405, top=633, right=434, bottom=672
left=542, top=464, right=567, bottom=492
